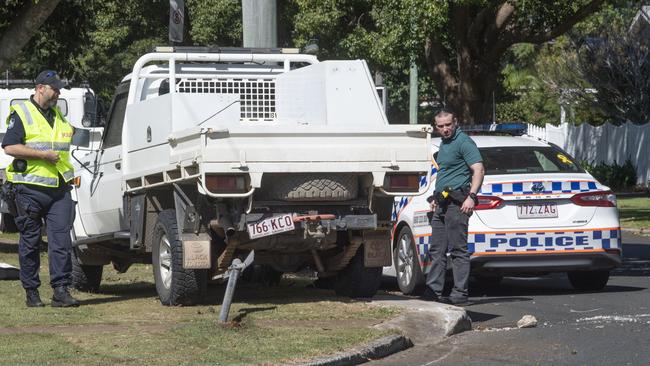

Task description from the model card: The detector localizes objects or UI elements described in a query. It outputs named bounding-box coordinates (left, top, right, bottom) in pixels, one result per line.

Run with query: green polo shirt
left=435, top=128, right=482, bottom=192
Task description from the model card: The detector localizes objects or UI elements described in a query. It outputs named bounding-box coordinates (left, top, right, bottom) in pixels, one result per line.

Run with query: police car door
left=73, top=82, right=129, bottom=236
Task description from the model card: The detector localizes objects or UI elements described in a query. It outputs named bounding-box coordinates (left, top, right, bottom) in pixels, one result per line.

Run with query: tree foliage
left=0, top=0, right=62, bottom=73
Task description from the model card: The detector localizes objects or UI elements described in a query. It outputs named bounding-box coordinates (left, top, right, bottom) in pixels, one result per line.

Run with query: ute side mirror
left=71, top=128, right=90, bottom=148
left=82, top=91, right=105, bottom=127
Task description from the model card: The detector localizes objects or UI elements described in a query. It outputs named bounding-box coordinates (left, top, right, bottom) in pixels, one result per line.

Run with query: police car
left=389, top=125, right=622, bottom=294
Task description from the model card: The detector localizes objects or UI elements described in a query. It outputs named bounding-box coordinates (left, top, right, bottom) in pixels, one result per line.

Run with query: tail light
left=384, top=173, right=422, bottom=192
left=205, top=174, right=248, bottom=193
left=570, top=191, right=616, bottom=207
left=72, top=176, right=81, bottom=188
left=475, top=195, right=503, bottom=210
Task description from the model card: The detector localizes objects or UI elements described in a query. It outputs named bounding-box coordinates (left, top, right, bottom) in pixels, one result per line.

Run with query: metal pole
left=242, top=0, right=277, bottom=48
left=409, top=60, right=418, bottom=124
left=218, top=258, right=242, bottom=323
left=408, top=2, right=418, bottom=125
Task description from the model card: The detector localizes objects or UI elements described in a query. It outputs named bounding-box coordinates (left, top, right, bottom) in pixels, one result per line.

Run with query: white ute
left=70, top=47, right=432, bottom=311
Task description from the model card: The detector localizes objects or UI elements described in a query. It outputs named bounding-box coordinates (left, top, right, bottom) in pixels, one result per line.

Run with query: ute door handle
left=115, top=162, right=121, bottom=170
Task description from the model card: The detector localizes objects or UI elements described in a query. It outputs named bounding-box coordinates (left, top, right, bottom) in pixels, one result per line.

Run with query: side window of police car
left=102, top=83, right=129, bottom=149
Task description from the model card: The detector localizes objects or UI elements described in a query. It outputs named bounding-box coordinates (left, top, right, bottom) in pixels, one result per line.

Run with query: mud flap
left=363, top=230, right=392, bottom=267
left=182, top=233, right=212, bottom=269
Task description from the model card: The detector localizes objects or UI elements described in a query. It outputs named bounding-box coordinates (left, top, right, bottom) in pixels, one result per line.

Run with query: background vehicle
left=0, top=81, right=104, bottom=232
left=70, top=47, right=432, bottom=307
left=388, top=125, right=622, bottom=294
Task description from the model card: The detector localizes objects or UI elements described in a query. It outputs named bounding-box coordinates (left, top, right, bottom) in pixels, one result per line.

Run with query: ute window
left=480, top=146, right=583, bottom=175
left=11, top=98, right=68, bottom=116
left=102, top=83, right=130, bottom=148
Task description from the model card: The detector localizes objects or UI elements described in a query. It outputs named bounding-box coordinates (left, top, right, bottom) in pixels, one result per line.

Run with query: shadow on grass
left=79, top=281, right=158, bottom=306
left=0, top=242, right=18, bottom=253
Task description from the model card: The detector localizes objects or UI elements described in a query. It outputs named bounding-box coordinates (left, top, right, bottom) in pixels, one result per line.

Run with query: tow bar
left=218, top=250, right=255, bottom=324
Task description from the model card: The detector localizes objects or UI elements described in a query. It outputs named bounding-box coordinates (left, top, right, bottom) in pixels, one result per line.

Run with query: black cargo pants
left=425, top=202, right=471, bottom=299
left=13, top=183, right=74, bottom=290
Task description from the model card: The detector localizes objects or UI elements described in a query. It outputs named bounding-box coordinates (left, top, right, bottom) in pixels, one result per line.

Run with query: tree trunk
left=0, top=0, right=62, bottom=73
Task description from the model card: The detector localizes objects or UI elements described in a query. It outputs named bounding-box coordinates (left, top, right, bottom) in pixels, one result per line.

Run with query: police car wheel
left=394, top=226, right=424, bottom=295
left=152, top=209, right=207, bottom=306
left=567, top=270, right=610, bottom=291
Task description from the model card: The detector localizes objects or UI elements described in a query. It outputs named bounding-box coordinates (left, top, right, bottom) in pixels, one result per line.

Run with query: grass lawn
left=0, top=240, right=399, bottom=366
left=617, top=197, right=650, bottom=232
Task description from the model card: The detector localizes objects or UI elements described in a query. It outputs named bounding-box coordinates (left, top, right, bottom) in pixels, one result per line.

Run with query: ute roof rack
left=154, top=46, right=300, bottom=54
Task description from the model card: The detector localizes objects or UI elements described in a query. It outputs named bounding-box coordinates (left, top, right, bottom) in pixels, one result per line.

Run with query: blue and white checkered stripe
left=468, top=228, right=621, bottom=254
left=391, top=197, right=411, bottom=221
left=415, top=236, right=433, bottom=273
left=418, top=164, right=438, bottom=187
left=480, top=181, right=601, bottom=196
left=392, top=164, right=438, bottom=221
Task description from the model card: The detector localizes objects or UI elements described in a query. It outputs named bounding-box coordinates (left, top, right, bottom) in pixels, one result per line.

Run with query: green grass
left=0, top=241, right=400, bottom=366
left=618, top=197, right=650, bottom=231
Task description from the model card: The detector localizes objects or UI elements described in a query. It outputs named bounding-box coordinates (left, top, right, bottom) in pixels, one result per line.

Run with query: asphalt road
left=373, top=231, right=650, bottom=366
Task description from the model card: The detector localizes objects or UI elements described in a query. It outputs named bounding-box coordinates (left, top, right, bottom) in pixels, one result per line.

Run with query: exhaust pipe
left=210, top=214, right=236, bottom=237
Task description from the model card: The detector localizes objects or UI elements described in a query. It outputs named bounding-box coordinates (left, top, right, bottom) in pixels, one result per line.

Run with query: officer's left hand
left=460, top=196, right=475, bottom=215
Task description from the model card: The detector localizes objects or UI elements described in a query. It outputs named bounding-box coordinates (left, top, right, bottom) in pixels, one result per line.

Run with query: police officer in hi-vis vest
left=2, top=70, right=79, bottom=307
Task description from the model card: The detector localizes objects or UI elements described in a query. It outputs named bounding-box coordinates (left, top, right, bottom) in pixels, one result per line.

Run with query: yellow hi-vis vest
left=6, top=101, right=74, bottom=188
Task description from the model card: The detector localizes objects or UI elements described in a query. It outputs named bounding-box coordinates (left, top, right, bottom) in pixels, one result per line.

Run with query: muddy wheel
left=568, top=270, right=610, bottom=291
left=394, top=226, right=425, bottom=295
left=152, top=209, right=207, bottom=306
left=333, top=245, right=382, bottom=298
left=71, top=248, right=103, bottom=292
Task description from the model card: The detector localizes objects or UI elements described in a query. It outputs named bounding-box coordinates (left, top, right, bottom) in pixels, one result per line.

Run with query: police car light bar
left=459, top=123, right=527, bottom=136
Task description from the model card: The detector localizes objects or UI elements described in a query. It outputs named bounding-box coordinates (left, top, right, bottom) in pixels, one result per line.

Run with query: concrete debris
left=517, top=315, right=538, bottom=328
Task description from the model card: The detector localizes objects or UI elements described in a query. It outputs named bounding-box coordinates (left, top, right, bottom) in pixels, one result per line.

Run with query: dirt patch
left=0, top=322, right=171, bottom=335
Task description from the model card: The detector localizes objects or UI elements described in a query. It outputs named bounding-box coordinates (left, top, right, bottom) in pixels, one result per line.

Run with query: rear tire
left=394, top=226, right=425, bottom=295
left=568, top=270, right=610, bottom=291
left=71, top=248, right=103, bottom=292
left=152, top=209, right=207, bottom=306
left=333, top=245, right=382, bottom=298
left=260, top=174, right=358, bottom=201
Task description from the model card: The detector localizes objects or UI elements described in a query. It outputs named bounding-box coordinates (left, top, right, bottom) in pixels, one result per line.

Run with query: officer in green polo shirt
left=420, top=107, right=485, bottom=306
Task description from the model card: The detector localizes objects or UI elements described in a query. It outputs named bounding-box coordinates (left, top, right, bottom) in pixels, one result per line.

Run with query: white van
left=0, top=82, right=104, bottom=231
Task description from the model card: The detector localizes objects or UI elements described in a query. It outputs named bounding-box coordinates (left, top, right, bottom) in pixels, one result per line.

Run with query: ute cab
left=389, top=124, right=622, bottom=294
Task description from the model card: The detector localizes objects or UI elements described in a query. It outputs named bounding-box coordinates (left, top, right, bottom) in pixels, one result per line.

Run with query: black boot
left=25, top=289, right=44, bottom=307
left=51, top=287, right=80, bottom=307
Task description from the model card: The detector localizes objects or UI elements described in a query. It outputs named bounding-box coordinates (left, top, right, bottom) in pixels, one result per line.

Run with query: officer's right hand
left=430, top=200, right=437, bottom=212
left=41, top=150, right=60, bottom=164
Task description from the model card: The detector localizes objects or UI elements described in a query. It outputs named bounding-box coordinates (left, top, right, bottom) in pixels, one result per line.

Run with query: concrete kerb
left=295, top=294, right=471, bottom=366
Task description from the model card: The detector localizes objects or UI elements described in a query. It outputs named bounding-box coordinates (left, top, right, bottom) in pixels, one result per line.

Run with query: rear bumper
left=470, top=251, right=622, bottom=274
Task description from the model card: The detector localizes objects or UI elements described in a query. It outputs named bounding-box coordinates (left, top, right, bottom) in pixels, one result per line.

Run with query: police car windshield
left=480, top=146, right=584, bottom=175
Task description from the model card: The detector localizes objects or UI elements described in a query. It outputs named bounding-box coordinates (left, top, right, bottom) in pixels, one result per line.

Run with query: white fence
left=527, top=122, right=650, bottom=186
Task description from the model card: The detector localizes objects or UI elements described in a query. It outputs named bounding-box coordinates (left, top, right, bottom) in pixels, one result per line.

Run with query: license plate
left=247, top=214, right=295, bottom=239
left=517, top=202, right=558, bottom=219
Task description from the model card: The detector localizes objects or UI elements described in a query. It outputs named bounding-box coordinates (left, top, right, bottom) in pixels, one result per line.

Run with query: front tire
left=152, top=209, right=207, bottom=306
left=71, top=248, right=103, bottom=292
left=333, top=245, right=382, bottom=298
left=394, top=226, right=425, bottom=295
left=568, top=270, right=610, bottom=291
